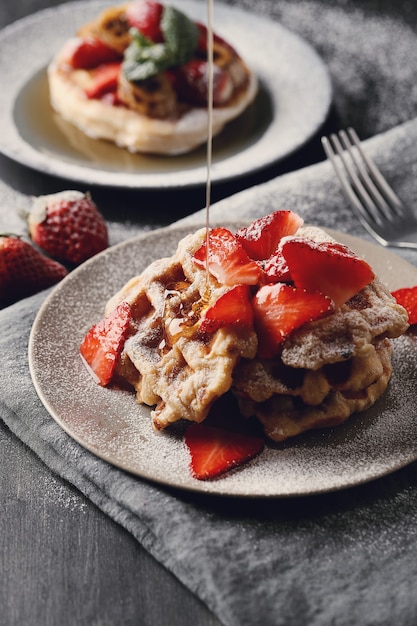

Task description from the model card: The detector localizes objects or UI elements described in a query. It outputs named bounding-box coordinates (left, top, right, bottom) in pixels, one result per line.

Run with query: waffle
left=47, top=2, right=257, bottom=155
left=106, top=225, right=409, bottom=441
left=106, top=229, right=257, bottom=429
left=233, top=229, right=409, bottom=441
left=234, top=337, right=393, bottom=441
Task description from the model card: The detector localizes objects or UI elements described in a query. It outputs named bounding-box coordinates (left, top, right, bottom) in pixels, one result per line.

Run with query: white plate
left=29, top=225, right=417, bottom=497
left=0, top=0, right=331, bottom=189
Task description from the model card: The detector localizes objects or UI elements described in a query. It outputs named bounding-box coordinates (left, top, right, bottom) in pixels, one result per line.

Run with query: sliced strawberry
left=65, top=37, right=122, bottom=69
left=259, top=246, right=292, bottom=283
left=281, top=238, right=375, bottom=309
left=126, top=0, right=164, bottom=42
left=236, top=211, right=304, bottom=261
left=195, top=22, right=237, bottom=56
left=391, top=286, right=417, bottom=324
left=253, top=283, right=333, bottom=358
left=184, top=422, right=264, bottom=480
left=85, top=62, right=121, bottom=99
left=193, top=228, right=260, bottom=286
left=195, top=22, right=210, bottom=53
left=172, top=60, right=233, bottom=106
left=80, top=302, right=132, bottom=386
left=199, top=285, right=253, bottom=333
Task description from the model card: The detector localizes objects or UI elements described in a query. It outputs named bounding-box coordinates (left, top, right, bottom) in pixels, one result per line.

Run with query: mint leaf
left=160, top=6, right=199, bottom=67
left=122, top=5, right=199, bottom=83
left=123, top=31, right=173, bottom=81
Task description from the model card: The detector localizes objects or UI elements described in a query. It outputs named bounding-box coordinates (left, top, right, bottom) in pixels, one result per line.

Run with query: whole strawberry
left=28, top=190, right=108, bottom=265
left=0, top=235, right=67, bottom=306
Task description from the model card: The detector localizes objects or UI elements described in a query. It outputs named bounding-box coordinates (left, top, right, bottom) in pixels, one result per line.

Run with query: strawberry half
left=28, top=190, right=108, bottom=265
left=199, top=285, right=253, bottom=333
left=64, top=37, right=122, bottom=69
left=85, top=62, right=121, bottom=99
left=281, top=238, right=375, bottom=309
left=172, top=60, right=233, bottom=106
left=80, top=302, right=132, bottom=386
left=0, top=235, right=67, bottom=306
left=195, top=22, right=237, bottom=56
left=259, top=244, right=291, bottom=284
left=184, top=422, right=264, bottom=480
left=193, top=228, right=260, bottom=286
left=126, top=0, right=164, bottom=42
left=253, top=283, right=333, bottom=358
left=391, top=286, right=417, bottom=324
left=236, top=210, right=304, bottom=261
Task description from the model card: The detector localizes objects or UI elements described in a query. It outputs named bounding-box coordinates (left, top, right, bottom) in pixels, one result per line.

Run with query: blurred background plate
left=0, top=0, right=332, bottom=189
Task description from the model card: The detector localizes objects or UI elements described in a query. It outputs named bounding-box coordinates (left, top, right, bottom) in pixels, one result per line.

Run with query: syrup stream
left=160, top=3, right=215, bottom=351
left=205, top=0, right=214, bottom=291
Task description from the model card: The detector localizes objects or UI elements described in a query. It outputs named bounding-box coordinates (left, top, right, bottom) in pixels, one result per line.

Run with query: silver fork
left=321, top=127, right=417, bottom=249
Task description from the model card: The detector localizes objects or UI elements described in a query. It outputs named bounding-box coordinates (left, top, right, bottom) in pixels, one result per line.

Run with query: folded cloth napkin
left=2, top=117, right=417, bottom=626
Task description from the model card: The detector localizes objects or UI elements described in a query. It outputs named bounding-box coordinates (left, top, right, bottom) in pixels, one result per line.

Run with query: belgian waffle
left=105, top=225, right=409, bottom=441
left=106, top=229, right=257, bottom=429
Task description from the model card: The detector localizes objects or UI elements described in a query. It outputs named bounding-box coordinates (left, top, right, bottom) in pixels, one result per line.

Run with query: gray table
left=2, top=1, right=417, bottom=625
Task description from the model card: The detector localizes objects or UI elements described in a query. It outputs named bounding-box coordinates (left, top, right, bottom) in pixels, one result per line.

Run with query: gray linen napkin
left=2, top=118, right=417, bottom=626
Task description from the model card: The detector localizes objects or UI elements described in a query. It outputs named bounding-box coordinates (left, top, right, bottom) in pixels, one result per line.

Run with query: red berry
left=85, top=62, right=121, bottom=99
left=281, top=238, right=375, bottom=309
left=195, top=22, right=236, bottom=56
left=125, top=0, right=164, bottom=42
left=0, top=235, right=67, bottom=306
left=172, top=59, right=233, bottom=106
left=236, top=210, right=304, bottom=261
left=252, top=283, right=333, bottom=358
left=184, top=422, right=264, bottom=480
left=391, top=286, right=417, bottom=325
left=64, top=37, right=122, bottom=69
left=28, top=191, right=108, bottom=265
left=199, top=285, right=253, bottom=333
left=259, top=246, right=292, bottom=283
left=193, top=227, right=260, bottom=286
left=80, top=302, right=132, bottom=386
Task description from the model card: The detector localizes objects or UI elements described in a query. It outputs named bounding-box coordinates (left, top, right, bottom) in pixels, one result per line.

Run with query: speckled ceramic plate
left=29, top=224, right=417, bottom=497
left=0, top=0, right=331, bottom=189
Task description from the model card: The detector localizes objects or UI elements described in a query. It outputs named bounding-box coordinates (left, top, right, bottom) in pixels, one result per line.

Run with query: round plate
left=29, top=225, right=417, bottom=497
left=0, top=0, right=331, bottom=189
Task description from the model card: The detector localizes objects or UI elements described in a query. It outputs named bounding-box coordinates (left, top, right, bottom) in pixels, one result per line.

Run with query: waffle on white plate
left=48, top=0, right=257, bottom=154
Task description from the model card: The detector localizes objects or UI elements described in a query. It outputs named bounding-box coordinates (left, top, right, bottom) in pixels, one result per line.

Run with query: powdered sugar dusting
left=29, top=226, right=417, bottom=497
left=233, top=0, right=417, bottom=136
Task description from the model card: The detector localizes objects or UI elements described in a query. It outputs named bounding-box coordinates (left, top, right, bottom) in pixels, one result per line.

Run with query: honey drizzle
left=204, top=0, right=214, bottom=299
left=160, top=0, right=215, bottom=355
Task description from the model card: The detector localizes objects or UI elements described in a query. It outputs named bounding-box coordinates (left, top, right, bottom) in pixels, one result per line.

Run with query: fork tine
left=321, top=134, right=385, bottom=228
left=345, top=128, right=404, bottom=216
left=323, top=128, right=417, bottom=250
left=338, top=129, right=394, bottom=222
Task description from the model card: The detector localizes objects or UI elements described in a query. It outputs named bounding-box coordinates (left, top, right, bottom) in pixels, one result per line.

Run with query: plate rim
left=28, top=223, right=417, bottom=498
left=0, top=0, right=332, bottom=189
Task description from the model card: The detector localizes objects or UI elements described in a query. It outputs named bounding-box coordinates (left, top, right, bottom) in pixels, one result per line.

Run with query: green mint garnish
left=161, top=5, right=199, bottom=67
left=123, top=32, right=173, bottom=82
left=122, top=5, right=199, bottom=83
